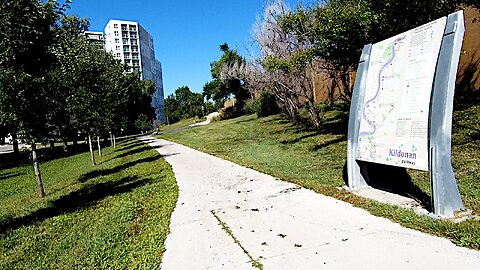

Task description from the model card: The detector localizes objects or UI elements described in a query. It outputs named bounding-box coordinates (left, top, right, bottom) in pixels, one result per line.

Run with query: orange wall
left=457, top=7, right=480, bottom=91
left=313, top=7, right=480, bottom=102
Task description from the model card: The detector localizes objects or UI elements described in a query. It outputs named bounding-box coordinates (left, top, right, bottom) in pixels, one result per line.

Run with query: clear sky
left=68, top=0, right=314, bottom=96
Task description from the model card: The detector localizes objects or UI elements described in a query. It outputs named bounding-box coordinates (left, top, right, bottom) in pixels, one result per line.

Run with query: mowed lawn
left=159, top=95, right=480, bottom=250
left=0, top=138, right=178, bottom=269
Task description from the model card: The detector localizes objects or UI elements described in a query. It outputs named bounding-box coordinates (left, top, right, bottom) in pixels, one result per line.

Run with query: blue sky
left=69, top=0, right=314, bottom=96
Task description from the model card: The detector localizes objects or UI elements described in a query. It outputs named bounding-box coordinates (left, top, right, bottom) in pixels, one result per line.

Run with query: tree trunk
left=88, top=135, right=96, bottom=166
left=73, top=137, right=78, bottom=146
left=12, top=133, right=19, bottom=156
left=113, top=134, right=116, bottom=148
left=50, top=141, right=55, bottom=149
left=97, top=136, right=102, bottom=157
left=31, top=143, right=45, bottom=198
left=63, top=140, right=68, bottom=152
left=109, top=132, right=113, bottom=147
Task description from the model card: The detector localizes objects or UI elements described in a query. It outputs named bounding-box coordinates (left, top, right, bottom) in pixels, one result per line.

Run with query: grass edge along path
left=159, top=113, right=480, bottom=251
left=0, top=138, right=178, bottom=269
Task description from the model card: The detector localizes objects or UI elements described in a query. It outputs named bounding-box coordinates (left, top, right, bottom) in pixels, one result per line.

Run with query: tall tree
left=205, top=43, right=251, bottom=112
left=0, top=0, right=68, bottom=197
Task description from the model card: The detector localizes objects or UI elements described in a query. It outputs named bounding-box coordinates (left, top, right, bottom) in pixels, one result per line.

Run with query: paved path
left=189, top=112, right=220, bottom=127
left=139, top=136, right=480, bottom=270
left=160, top=112, right=220, bottom=134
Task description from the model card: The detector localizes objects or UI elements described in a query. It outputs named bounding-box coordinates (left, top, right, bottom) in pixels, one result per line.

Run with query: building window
left=123, top=38, right=129, bottom=45
left=114, top=31, right=119, bottom=36
left=116, top=45, right=120, bottom=50
left=114, top=24, right=118, bottom=28
left=115, top=38, right=119, bottom=43
left=115, top=53, right=121, bottom=57
left=131, top=40, right=137, bottom=45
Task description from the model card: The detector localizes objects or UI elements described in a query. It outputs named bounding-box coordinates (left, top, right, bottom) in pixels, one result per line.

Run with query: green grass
left=159, top=97, right=480, bottom=250
left=0, top=138, right=178, bottom=269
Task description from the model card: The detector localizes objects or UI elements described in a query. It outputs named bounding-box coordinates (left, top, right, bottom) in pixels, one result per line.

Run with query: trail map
left=357, top=17, right=447, bottom=171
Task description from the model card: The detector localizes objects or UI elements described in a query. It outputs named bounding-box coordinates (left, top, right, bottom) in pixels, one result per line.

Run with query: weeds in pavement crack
left=210, top=210, right=263, bottom=269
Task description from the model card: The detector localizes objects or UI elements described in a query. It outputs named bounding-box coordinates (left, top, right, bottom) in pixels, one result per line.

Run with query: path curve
left=139, top=136, right=480, bottom=269
left=189, top=112, right=220, bottom=127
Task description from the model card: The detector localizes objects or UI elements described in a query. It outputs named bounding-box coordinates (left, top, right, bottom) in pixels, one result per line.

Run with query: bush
left=245, top=91, right=279, bottom=117
left=210, top=114, right=222, bottom=122
left=220, top=105, right=243, bottom=120
left=244, top=99, right=260, bottom=115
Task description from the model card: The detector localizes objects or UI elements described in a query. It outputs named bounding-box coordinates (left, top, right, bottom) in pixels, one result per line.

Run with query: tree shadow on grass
left=78, top=155, right=161, bottom=183
left=235, top=116, right=257, bottom=124
left=114, top=144, right=153, bottom=159
left=312, top=135, right=346, bottom=151
left=0, top=144, right=91, bottom=171
left=0, top=175, right=151, bottom=235
left=116, top=140, right=146, bottom=152
left=0, top=172, right=22, bottom=181
left=280, top=131, right=321, bottom=145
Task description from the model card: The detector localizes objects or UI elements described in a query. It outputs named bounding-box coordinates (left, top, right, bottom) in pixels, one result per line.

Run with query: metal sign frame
left=347, top=11, right=465, bottom=217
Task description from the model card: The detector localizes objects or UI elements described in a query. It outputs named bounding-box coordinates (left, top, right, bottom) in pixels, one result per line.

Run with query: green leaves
left=165, top=86, right=204, bottom=124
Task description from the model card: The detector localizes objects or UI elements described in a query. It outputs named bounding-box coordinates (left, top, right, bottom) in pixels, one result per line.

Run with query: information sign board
left=357, top=18, right=447, bottom=171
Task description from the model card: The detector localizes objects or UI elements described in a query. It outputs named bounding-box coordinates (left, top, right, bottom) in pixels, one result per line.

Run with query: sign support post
left=347, top=44, right=372, bottom=189
left=347, top=11, right=465, bottom=218
left=429, top=11, right=465, bottom=217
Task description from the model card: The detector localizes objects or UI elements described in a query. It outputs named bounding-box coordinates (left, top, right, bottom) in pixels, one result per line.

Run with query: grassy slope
left=159, top=99, right=480, bottom=250
left=0, top=139, right=178, bottom=269
left=160, top=116, right=206, bottom=132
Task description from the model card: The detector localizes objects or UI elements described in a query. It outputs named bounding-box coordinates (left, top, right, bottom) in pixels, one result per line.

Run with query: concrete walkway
left=189, top=112, right=220, bottom=127
left=139, top=136, right=480, bottom=270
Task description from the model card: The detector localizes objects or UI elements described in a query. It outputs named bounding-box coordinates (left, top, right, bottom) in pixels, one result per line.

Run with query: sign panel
left=357, top=17, right=447, bottom=171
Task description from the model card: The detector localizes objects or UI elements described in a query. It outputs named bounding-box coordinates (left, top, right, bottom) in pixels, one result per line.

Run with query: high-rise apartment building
left=84, top=31, right=104, bottom=45
left=104, top=19, right=165, bottom=123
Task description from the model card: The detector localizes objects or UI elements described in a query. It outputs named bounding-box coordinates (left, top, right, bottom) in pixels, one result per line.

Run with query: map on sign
left=357, top=17, right=447, bottom=171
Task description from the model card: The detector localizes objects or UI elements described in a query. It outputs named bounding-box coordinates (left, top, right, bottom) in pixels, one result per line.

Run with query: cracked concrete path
left=139, top=136, right=480, bottom=270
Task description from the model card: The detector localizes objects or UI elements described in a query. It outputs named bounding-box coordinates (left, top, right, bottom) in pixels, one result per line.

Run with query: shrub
left=220, top=105, right=243, bottom=120
left=244, top=99, right=260, bottom=115
left=245, top=91, right=279, bottom=117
